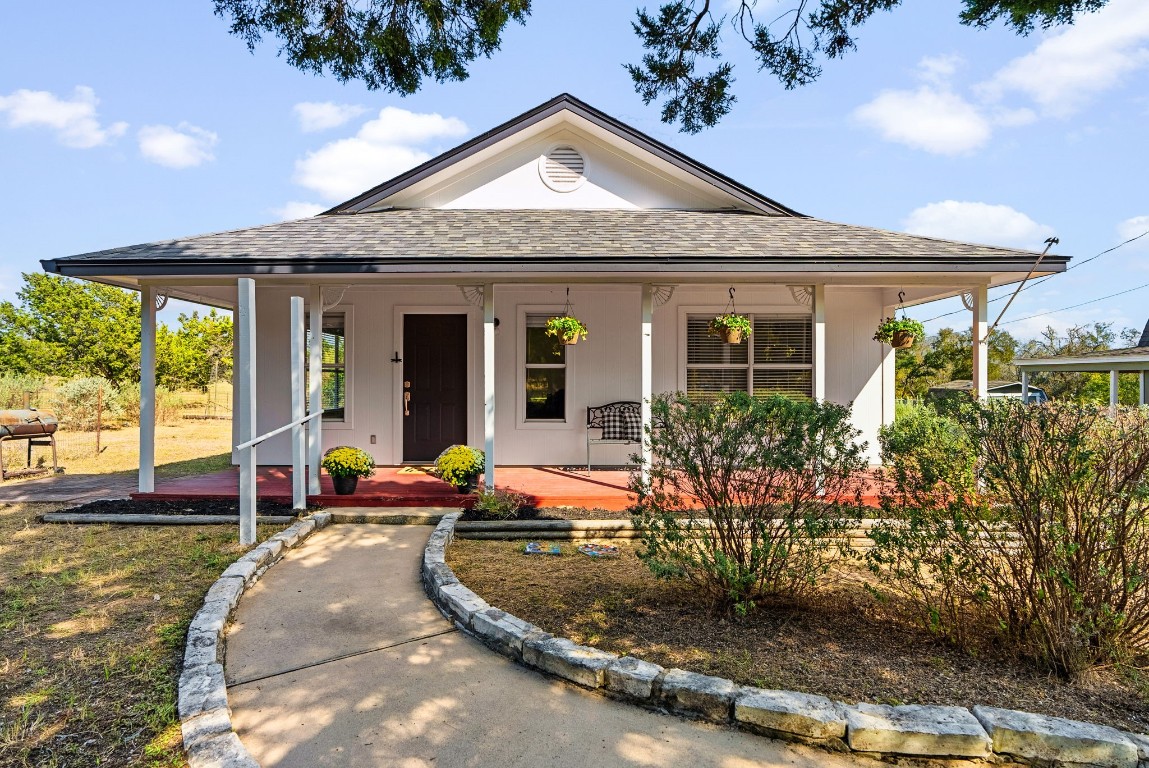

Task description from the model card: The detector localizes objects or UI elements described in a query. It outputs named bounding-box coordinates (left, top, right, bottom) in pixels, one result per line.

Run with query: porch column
left=971, top=285, right=988, bottom=400
left=1020, top=370, right=1030, bottom=403
left=1141, top=370, right=1147, bottom=406
left=483, top=284, right=496, bottom=488
left=290, top=296, right=307, bottom=511
left=812, top=284, right=826, bottom=401
left=640, top=285, right=654, bottom=482
left=307, top=285, right=323, bottom=495
left=139, top=285, right=156, bottom=493
left=1111, top=369, right=1120, bottom=413
left=237, top=278, right=258, bottom=546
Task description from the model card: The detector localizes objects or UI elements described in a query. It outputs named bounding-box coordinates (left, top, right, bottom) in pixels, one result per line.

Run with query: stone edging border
left=425, top=512, right=1149, bottom=768
left=178, top=511, right=333, bottom=768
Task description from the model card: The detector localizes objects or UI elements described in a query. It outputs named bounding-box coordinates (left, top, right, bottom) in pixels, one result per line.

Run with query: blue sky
left=1, top=0, right=1146, bottom=340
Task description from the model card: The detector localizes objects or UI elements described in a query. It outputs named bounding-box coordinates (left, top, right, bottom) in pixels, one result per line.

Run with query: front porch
left=132, top=465, right=638, bottom=510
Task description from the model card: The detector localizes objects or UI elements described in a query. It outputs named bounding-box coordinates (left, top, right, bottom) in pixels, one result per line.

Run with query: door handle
left=403, top=391, right=411, bottom=416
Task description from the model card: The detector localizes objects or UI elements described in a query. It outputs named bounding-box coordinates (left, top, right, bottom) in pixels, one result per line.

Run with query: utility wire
left=918, top=229, right=1149, bottom=323
left=995, top=280, right=1149, bottom=327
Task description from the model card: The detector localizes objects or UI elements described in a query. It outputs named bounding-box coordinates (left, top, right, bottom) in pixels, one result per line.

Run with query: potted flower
left=709, top=313, right=752, bottom=344
left=545, top=315, right=588, bottom=345
left=434, top=444, right=485, bottom=493
left=321, top=446, right=375, bottom=495
left=873, top=316, right=925, bottom=349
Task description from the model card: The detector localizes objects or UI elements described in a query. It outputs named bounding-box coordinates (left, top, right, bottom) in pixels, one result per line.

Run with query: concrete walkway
left=226, top=525, right=879, bottom=768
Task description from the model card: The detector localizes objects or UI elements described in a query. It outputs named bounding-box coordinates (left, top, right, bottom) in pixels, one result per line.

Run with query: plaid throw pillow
left=601, top=406, right=641, bottom=441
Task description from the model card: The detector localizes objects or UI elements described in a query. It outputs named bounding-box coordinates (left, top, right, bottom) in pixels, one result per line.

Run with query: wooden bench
left=585, top=401, right=641, bottom=474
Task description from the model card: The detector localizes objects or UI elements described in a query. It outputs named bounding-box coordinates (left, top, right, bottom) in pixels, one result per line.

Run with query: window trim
left=517, top=305, right=577, bottom=430
left=677, top=304, right=813, bottom=398
left=305, top=305, right=354, bottom=430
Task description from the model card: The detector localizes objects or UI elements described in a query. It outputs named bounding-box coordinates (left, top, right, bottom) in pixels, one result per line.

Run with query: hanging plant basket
left=709, top=314, right=752, bottom=345
left=873, top=316, right=925, bottom=349
left=546, top=315, right=588, bottom=346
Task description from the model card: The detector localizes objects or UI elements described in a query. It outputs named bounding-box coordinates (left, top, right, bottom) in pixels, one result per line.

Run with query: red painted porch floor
left=132, top=466, right=883, bottom=511
left=132, top=466, right=638, bottom=510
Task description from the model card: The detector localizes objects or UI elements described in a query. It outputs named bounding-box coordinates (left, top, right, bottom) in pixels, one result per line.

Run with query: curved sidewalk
left=225, top=525, right=881, bottom=768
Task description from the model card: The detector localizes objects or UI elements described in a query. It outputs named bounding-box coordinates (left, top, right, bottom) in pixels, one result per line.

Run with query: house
left=928, top=380, right=1049, bottom=404
left=41, top=94, right=1070, bottom=496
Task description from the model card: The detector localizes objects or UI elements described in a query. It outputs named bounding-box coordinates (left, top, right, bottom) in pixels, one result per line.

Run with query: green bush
left=871, top=400, right=1149, bottom=677
left=878, top=401, right=974, bottom=491
left=434, top=445, right=485, bottom=488
left=0, top=374, right=46, bottom=409
left=472, top=488, right=530, bottom=520
left=51, top=377, right=123, bottom=430
left=631, top=392, right=868, bottom=615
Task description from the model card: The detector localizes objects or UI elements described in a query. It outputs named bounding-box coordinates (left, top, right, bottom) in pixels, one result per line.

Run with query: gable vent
left=540, top=146, right=585, bottom=191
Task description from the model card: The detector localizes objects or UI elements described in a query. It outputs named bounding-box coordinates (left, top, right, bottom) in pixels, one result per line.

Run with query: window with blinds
left=305, top=314, right=347, bottom=421
left=686, top=314, right=812, bottom=399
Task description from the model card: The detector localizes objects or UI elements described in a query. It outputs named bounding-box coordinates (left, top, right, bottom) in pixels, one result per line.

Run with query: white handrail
left=236, top=411, right=325, bottom=451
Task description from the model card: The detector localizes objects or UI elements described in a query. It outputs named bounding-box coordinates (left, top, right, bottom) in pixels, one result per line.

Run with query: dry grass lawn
left=0, top=417, right=288, bottom=767
left=448, top=538, right=1149, bottom=734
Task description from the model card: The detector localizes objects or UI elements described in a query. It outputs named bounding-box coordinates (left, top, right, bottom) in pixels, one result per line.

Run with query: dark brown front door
left=403, top=314, right=468, bottom=462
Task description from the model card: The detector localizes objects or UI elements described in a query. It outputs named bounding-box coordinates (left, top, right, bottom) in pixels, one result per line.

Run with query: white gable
left=363, top=109, right=756, bottom=212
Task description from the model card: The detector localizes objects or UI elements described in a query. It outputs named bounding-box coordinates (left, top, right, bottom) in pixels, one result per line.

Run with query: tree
left=157, top=310, right=234, bottom=391
left=1020, top=322, right=1141, bottom=404
left=0, top=273, right=141, bottom=385
left=895, top=327, right=1018, bottom=399
left=213, top=0, right=1108, bottom=133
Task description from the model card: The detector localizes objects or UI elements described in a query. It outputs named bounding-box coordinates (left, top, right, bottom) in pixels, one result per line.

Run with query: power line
left=996, top=280, right=1149, bottom=327
left=918, top=229, right=1149, bottom=324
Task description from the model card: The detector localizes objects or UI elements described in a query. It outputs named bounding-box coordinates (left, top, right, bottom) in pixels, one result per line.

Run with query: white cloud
left=853, top=86, right=991, bottom=155
left=293, top=101, right=367, bottom=132
left=273, top=201, right=327, bottom=220
left=1118, top=215, right=1149, bottom=251
left=903, top=201, right=1055, bottom=248
left=138, top=123, right=218, bottom=169
left=294, top=106, right=467, bottom=201
left=0, top=86, right=127, bottom=148
left=978, top=0, right=1149, bottom=117
left=918, top=54, right=962, bottom=86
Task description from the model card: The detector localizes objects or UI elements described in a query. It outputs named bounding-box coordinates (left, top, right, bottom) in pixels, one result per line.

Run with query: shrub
left=51, top=377, right=123, bottom=430
left=0, top=374, right=46, bottom=409
left=321, top=446, right=375, bottom=478
left=116, top=386, right=186, bottom=425
left=878, top=402, right=974, bottom=492
left=631, top=392, right=868, bottom=615
left=434, top=445, right=485, bottom=488
left=871, top=399, right=1149, bottom=677
left=472, top=488, right=531, bottom=520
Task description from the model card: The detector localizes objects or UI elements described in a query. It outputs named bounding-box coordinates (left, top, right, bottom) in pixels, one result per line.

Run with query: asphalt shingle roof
left=50, top=210, right=1061, bottom=272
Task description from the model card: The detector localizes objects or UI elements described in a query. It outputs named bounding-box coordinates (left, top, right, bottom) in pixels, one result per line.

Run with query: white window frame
left=677, top=304, right=813, bottom=397
left=517, top=305, right=577, bottom=430
left=306, top=306, right=354, bottom=430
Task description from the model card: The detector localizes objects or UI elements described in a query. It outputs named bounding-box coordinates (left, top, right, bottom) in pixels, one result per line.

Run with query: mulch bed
left=447, top=538, right=1149, bottom=734
left=62, top=498, right=312, bottom=516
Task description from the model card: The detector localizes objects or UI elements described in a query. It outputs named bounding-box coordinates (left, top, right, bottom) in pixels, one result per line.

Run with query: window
left=524, top=314, right=566, bottom=421
left=306, top=314, right=346, bottom=421
left=686, top=314, right=812, bottom=399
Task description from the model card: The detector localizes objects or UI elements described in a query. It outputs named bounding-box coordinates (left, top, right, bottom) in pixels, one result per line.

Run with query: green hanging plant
left=709, top=313, right=752, bottom=344
left=873, top=316, right=925, bottom=348
left=546, top=315, right=588, bottom=345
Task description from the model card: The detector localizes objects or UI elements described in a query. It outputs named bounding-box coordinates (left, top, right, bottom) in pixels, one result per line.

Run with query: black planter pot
left=331, top=475, right=359, bottom=495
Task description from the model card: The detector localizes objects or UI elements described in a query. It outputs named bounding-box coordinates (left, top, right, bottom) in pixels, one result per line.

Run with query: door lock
left=403, top=391, right=411, bottom=416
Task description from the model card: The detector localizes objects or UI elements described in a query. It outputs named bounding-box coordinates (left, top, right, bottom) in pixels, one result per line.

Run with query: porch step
left=327, top=507, right=451, bottom=525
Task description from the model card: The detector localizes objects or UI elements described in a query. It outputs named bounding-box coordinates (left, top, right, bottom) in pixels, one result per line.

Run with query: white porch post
left=290, top=297, right=307, bottom=511
left=139, top=285, right=156, bottom=493
left=640, top=285, right=654, bottom=482
left=237, top=278, right=258, bottom=546
left=483, top=284, right=496, bottom=488
left=1141, top=371, right=1147, bottom=406
left=972, top=285, right=989, bottom=401
left=307, top=285, right=323, bottom=495
left=1110, top=369, right=1120, bottom=413
left=812, top=284, right=826, bottom=401
left=1020, top=370, right=1030, bottom=403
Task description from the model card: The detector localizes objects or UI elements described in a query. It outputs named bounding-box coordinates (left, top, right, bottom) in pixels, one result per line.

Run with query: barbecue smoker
left=0, top=409, right=59, bottom=480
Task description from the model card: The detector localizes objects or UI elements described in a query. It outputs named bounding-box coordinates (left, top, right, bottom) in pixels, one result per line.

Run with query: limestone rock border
left=178, top=512, right=332, bottom=768
left=426, top=513, right=1149, bottom=767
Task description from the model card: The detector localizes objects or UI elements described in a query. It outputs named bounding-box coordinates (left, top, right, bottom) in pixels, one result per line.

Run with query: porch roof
left=43, top=209, right=1069, bottom=278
